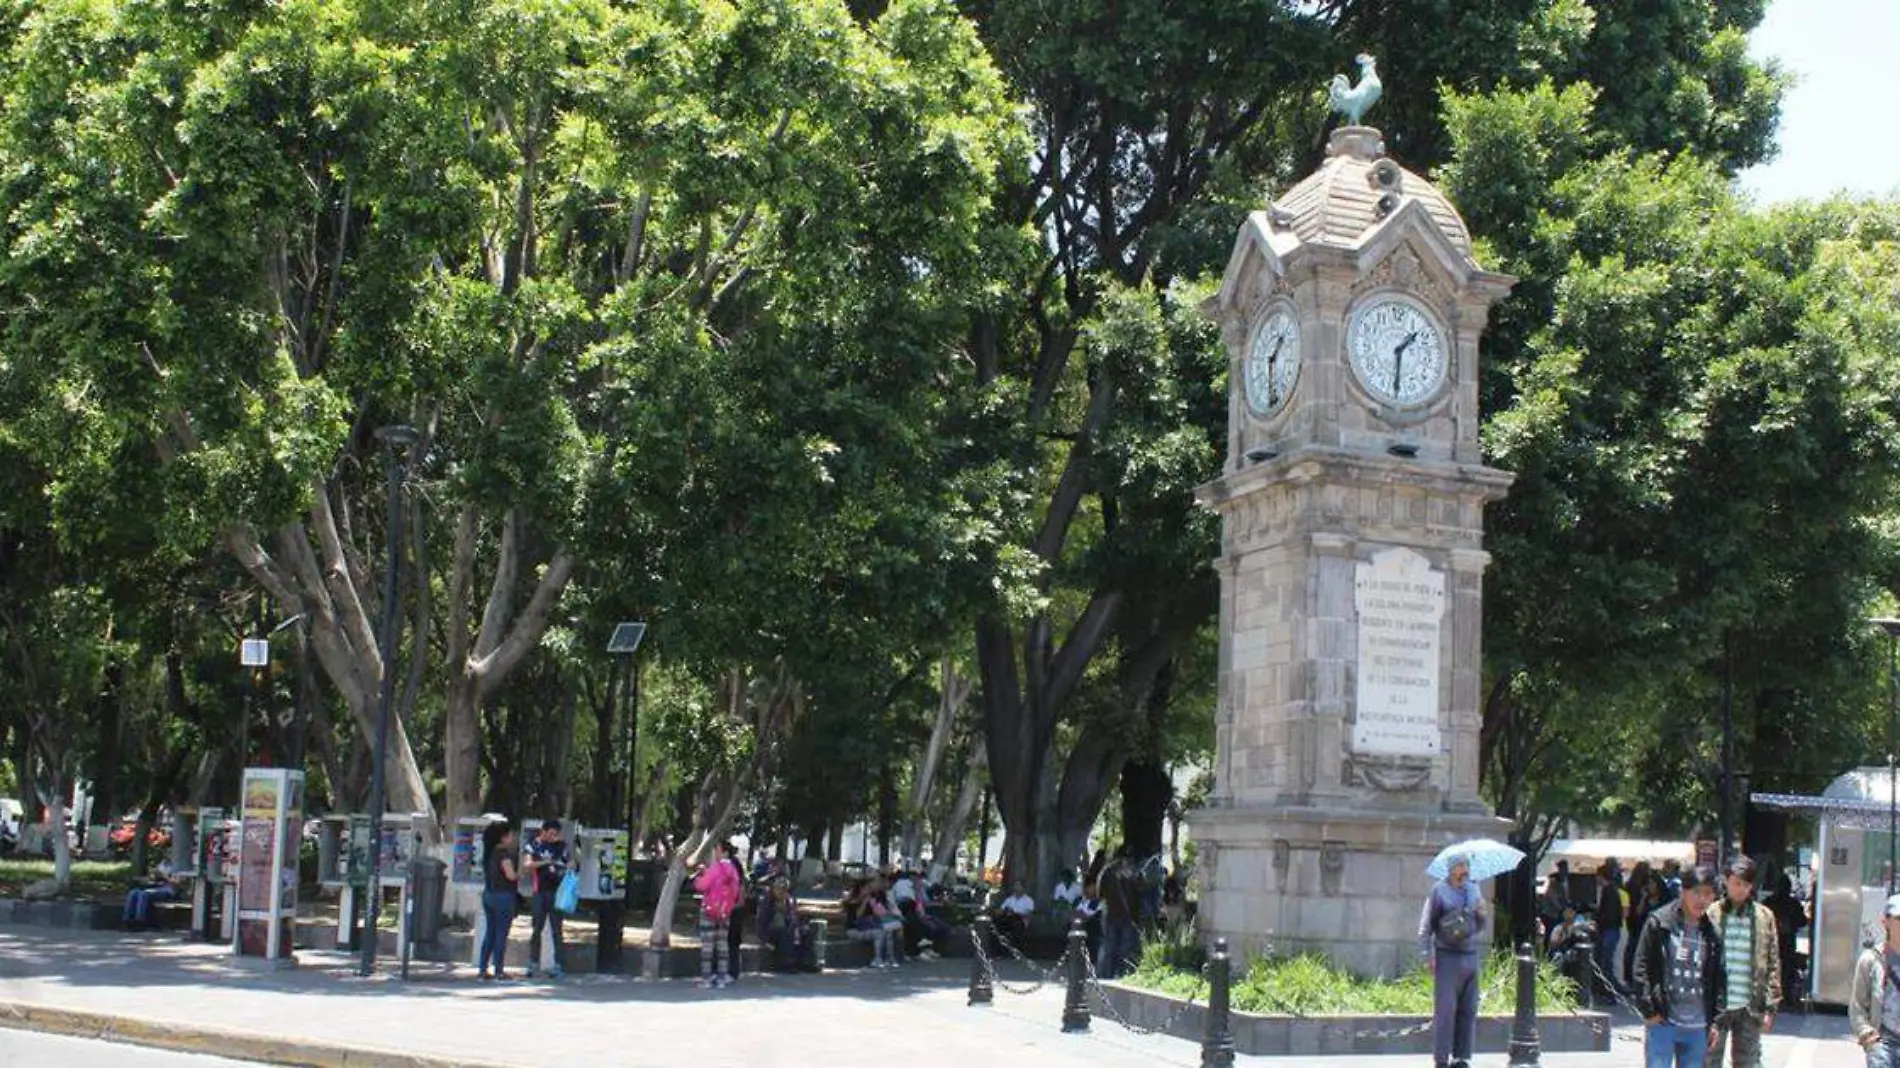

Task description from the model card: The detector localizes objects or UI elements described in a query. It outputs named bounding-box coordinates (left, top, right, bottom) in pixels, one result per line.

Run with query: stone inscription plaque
left=1352, top=547, right=1445, bottom=757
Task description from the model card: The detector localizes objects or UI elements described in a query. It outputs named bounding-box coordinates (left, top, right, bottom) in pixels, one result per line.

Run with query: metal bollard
left=1061, top=917, right=1091, bottom=1033
left=1570, top=933, right=1595, bottom=1011
left=1508, top=939, right=1542, bottom=1066
left=968, top=914, right=994, bottom=1006
left=1200, top=937, right=1236, bottom=1068
left=809, top=918, right=829, bottom=973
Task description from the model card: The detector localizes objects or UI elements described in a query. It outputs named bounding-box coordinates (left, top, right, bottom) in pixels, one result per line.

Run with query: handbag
left=555, top=869, right=580, bottom=914
left=1436, top=905, right=1473, bottom=946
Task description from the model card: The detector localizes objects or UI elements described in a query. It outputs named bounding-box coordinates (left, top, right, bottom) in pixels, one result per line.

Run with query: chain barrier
left=1083, top=950, right=1209, bottom=1037
left=1581, top=952, right=1649, bottom=1043
left=974, top=925, right=1072, bottom=996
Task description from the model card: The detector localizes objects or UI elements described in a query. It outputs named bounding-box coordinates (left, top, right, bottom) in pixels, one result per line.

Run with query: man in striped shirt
left=1706, top=856, right=1780, bottom=1068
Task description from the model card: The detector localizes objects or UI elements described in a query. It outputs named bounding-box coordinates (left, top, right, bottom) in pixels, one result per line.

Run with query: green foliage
left=1129, top=944, right=1579, bottom=1017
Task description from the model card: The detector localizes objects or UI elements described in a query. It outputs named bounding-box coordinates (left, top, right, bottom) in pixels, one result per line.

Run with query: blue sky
left=1742, top=0, right=1900, bottom=204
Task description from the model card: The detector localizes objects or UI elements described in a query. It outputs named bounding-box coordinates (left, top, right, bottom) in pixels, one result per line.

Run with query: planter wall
left=1095, top=981, right=1612, bottom=1056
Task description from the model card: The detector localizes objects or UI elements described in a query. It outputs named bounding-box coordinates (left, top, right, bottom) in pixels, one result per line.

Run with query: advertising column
left=235, top=767, right=304, bottom=964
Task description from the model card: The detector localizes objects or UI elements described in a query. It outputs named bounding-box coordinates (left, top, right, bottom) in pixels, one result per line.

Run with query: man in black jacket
left=1631, top=864, right=1726, bottom=1068
left=1595, top=863, right=1626, bottom=993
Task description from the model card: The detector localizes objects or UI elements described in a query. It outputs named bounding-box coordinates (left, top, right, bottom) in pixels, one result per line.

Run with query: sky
left=1740, top=0, right=1900, bottom=204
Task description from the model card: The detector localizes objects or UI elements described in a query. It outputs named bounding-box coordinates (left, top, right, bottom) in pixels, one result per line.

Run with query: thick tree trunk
left=441, top=507, right=575, bottom=826
left=1120, top=759, right=1172, bottom=860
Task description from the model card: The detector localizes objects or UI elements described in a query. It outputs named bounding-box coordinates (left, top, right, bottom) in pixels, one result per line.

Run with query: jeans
left=1867, top=1036, right=1900, bottom=1068
left=1433, top=950, right=1480, bottom=1066
left=528, top=891, right=564, bottom=974
left=1707, top=1010, right=1763, bottom=1068
left=1645, top=1022, right=1711, bottom=1068
left=479, top=890, right=517, bottom=975
left=847, top=925, right=894, bottom=964
left=1098, top=917, right=1141, bottom=980
left=122, top=884, right=176, bottom=926
left=1597, top=927, right=1624, bottom=989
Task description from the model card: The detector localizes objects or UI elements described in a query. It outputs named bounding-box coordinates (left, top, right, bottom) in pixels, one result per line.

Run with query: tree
left=0, top=0, right=1023, bottom=831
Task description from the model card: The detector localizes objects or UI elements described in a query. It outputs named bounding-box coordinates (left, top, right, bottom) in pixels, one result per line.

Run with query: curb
left=0, top=1000, right=509, bottom=1068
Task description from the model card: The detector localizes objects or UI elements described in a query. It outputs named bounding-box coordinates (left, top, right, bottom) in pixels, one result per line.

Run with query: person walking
left=693, top=840, right=742, bottom=989
left=1851, top=894, right=1900, bottom=1066
left=1632, top=863, right=1725, bottom=1068
left=1596, top=863, right=1626, bottom=994
left=1098, top=846, right=1143, bottom=980
left=477, top=820, right=521, bottom=981
left=523, top=819, right=570, bottom=979
left=1708, top=856, right=1780, bottom=1067
left=1419, top=853, right=1487, bottom=1068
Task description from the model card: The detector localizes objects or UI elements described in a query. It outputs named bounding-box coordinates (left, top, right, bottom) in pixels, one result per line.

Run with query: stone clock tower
left=1187, top=124, right=1516, bottom=976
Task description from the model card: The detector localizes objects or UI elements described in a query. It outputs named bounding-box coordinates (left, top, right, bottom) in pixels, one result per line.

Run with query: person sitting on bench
left=993, top=881, right=1035, bottom=942
left=123, top=860, right=184, bottom=930
left=757, top=877, right=816, bottom=972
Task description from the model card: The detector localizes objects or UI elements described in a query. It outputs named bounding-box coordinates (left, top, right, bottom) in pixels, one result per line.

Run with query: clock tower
left=1187, top=123, right=1516, bottom=976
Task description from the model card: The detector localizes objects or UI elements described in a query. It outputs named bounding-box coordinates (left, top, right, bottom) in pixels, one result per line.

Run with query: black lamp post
left=1873, top=618, right=1900, bottom=895
left=599, top=621, right=646, bottom=972
left=359, top=424, right=417, bottom=977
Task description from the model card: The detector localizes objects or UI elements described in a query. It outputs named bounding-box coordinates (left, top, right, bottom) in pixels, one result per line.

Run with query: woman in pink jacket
left=693, top=840, right=742, bottom=988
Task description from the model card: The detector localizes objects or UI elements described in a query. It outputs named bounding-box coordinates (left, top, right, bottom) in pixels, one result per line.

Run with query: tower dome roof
left=1269, top=127, right=1473, bottom=261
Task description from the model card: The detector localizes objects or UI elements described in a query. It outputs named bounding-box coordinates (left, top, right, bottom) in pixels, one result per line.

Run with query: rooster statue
left=1328, top=53, right=1382, bottom=126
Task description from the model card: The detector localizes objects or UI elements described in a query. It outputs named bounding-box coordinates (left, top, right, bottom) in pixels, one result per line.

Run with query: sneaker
left=694, top=977, right=716, bottom=989
left=714, top=975, right=733, bottom=989
left=547, top=968, right=564, bottom=980
left=524, top=968, right=539, bottom=979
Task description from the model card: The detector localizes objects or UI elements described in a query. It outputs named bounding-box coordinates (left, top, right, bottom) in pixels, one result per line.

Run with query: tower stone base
left=1191, top=803, right=1510, bottom=977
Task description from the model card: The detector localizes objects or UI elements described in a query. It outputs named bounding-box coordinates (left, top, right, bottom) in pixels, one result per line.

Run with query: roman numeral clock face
left=1347, top=297, right=1447, bottom=407
left=1244, top=308, right=1300, bottom=417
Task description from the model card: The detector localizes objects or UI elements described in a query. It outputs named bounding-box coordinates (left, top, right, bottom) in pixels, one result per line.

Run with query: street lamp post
left=601, top=621, right=646, bottom=972
left=359, top=425, right=417, bottom=977
left=1875, top=619, right=1900, bottom=895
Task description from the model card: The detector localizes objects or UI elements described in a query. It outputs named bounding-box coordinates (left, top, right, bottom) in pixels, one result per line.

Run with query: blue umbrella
left=1425, top=838, right=1525, bottom=882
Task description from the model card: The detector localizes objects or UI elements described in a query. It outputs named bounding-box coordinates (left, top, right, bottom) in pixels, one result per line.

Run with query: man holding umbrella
left=1421, top=840, right=1520, bottom=1068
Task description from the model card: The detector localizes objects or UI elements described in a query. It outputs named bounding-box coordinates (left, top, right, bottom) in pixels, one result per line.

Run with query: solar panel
left=607, top=621, right=647, bottom=654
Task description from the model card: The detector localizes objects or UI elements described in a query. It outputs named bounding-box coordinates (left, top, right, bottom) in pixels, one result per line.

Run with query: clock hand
left=1391, top=331, right=1419, bottom=395
left=1266, top=336, right=1285, bottom=404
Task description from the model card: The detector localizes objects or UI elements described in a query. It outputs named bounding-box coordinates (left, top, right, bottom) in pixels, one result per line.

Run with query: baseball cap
left=1884, top=893, right=1900, bottom=918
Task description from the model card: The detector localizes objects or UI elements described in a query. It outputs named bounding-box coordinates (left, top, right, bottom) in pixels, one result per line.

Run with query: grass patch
left=1127, top=934, right=1581, bottom=1017
left=0, top=858, right=135, bottom=901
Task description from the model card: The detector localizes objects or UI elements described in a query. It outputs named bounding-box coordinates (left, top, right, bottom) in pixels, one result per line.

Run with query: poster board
left=234, top=768, right=303, bottom=962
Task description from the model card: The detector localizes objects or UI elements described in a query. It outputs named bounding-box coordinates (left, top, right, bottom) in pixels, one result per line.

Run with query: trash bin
left=628, top=859, right=662, bottom=910
left=409, top=857, right=447, bottom=944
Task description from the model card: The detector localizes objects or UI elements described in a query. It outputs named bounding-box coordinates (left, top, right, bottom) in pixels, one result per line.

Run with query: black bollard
left=1062, top=917, right=1091, bottom=1033
left=1508, top=940, right=1542, bottom=1067
left=968, top=914, right=994, bottom=1006
left=1570, top=933, right=1596, bottom=1011
left=1200, top=937, right=1236, bottom=1068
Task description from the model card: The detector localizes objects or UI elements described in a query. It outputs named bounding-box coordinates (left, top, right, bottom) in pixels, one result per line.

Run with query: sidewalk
left=0, top=927, right=1870, bottom=1067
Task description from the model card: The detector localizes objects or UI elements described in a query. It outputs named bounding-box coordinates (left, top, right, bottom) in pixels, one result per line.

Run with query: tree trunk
left=43, top=781, right=71, bottom=891
left=95, top=663, right=124, bottom=827
left=1119, top=759, right=1172, bottom=860
left=902, top=656, right=969, bottom=862
left=925, top=745, right=987, bottom=885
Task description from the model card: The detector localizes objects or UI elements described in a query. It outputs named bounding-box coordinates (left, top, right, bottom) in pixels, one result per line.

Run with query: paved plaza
left=0, top=926, right=1873, bottom=1067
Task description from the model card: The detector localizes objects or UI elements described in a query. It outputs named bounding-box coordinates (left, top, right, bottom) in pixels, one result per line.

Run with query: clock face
left=1244, top=308, right=1301, bottom=417
left=1347, top=298, right=1447, bottom=407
